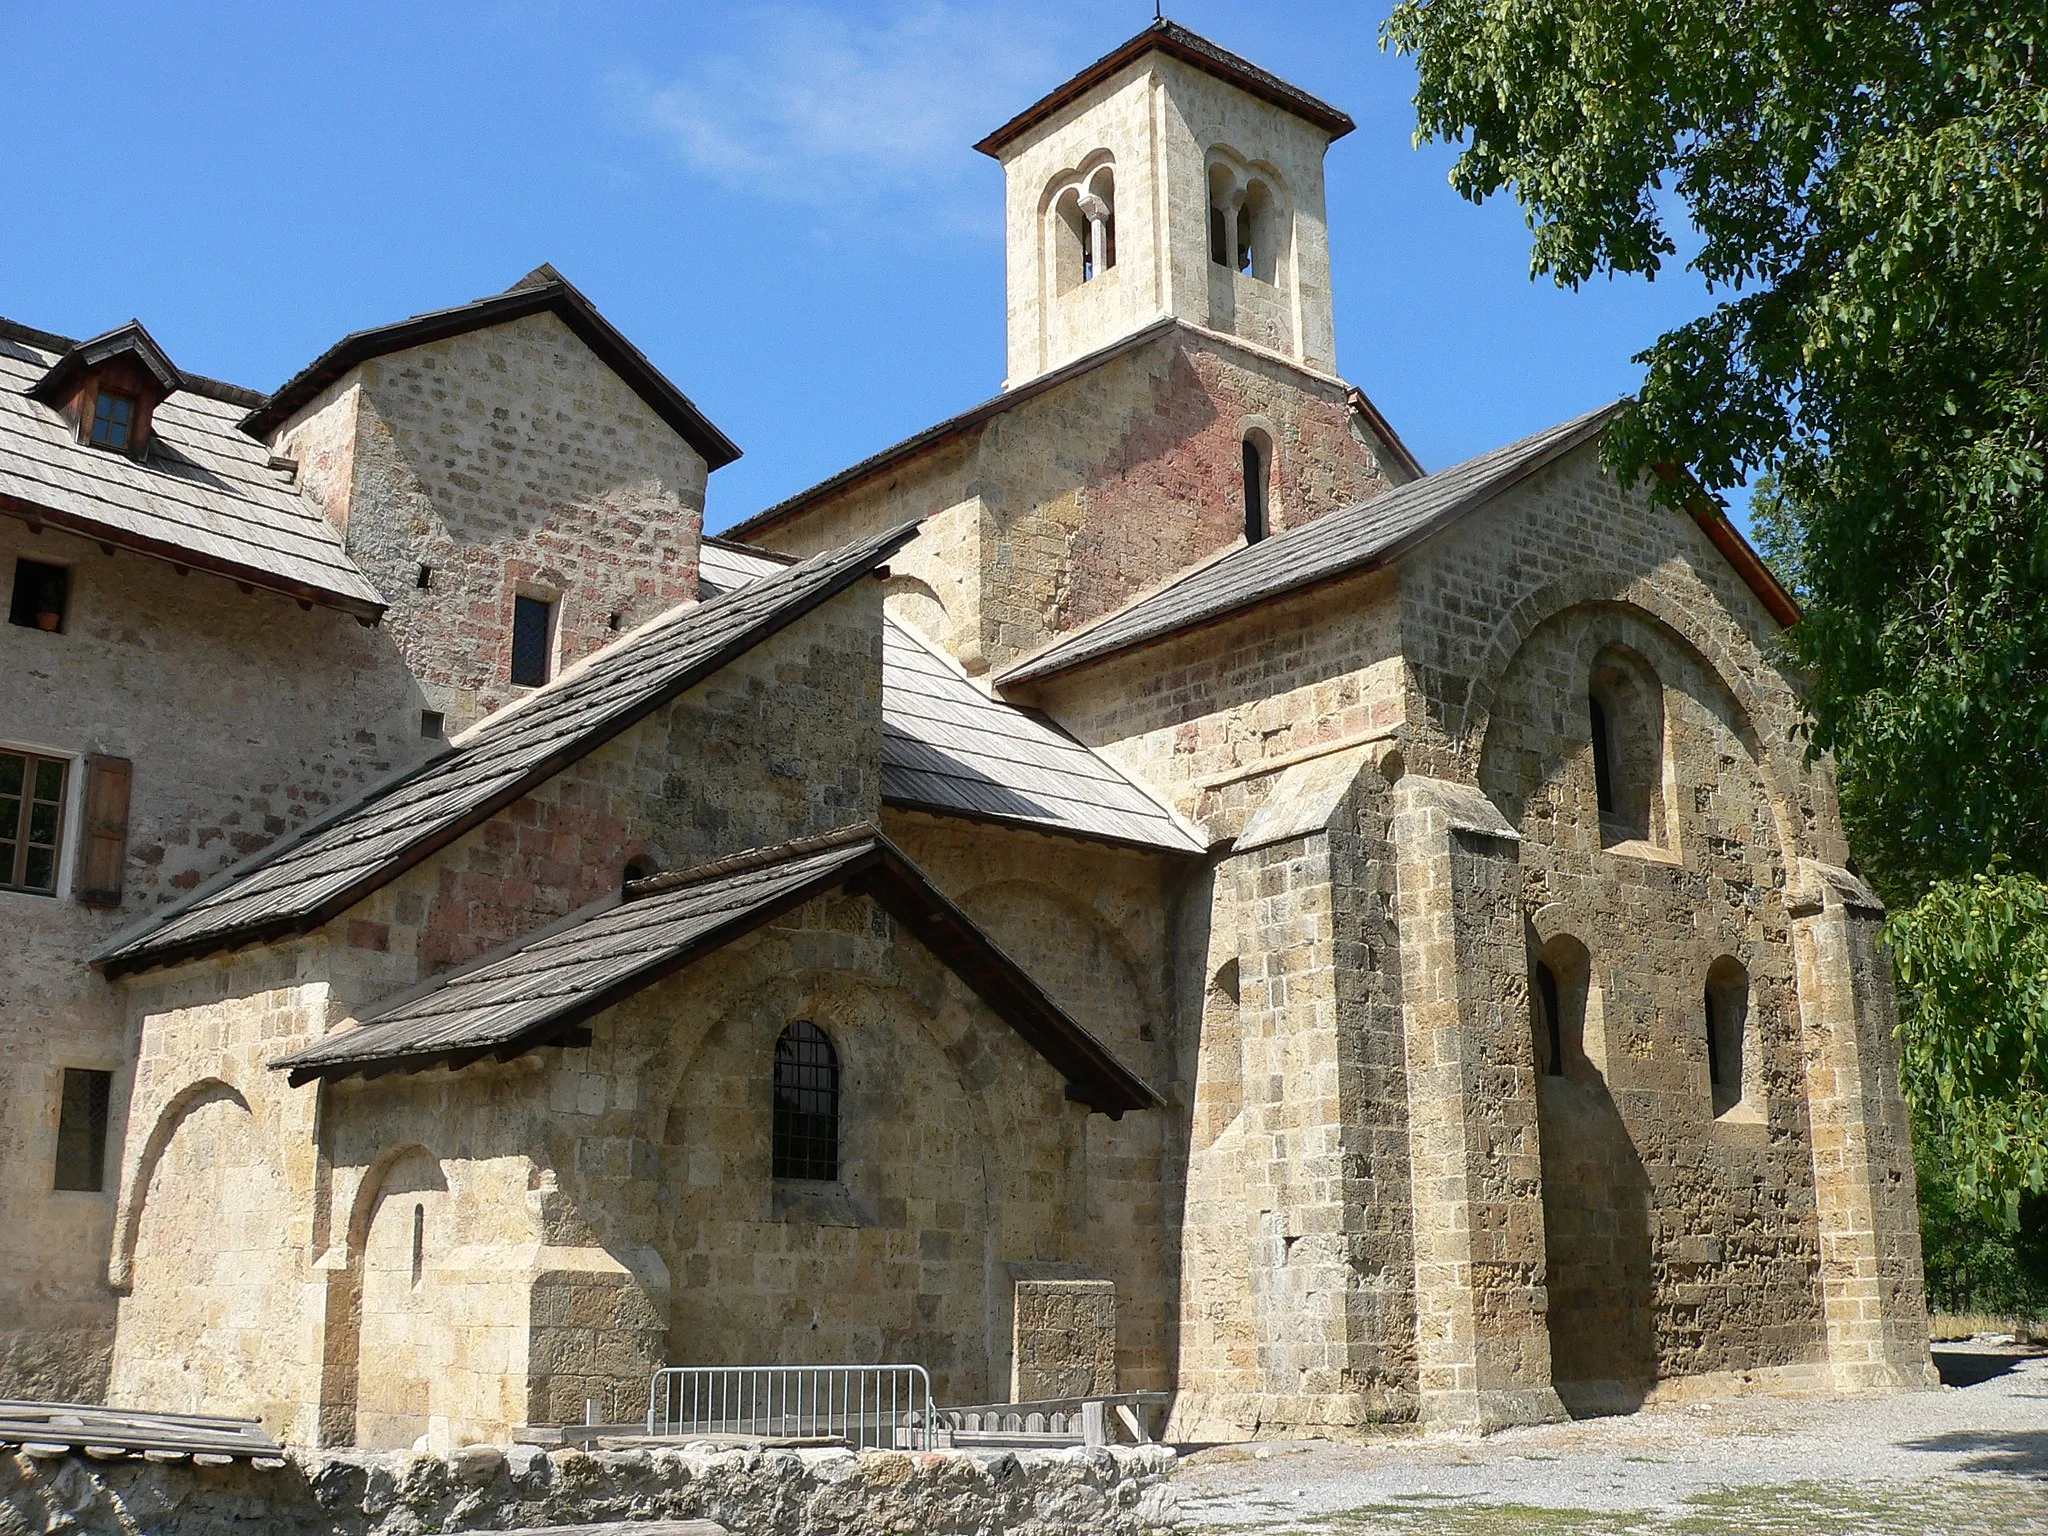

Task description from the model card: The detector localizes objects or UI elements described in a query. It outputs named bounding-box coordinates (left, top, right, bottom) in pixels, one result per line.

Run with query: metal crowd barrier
left=645, top=1364, right=936, bottom=1451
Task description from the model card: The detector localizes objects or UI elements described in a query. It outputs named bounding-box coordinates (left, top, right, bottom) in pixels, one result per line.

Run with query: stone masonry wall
left=106, top=582, right=888, bottom=1444
left=1, top=1442, right=1183, bottom=1536
left=0, top=521, right=429, bottom=1406
left=277, top=309, right=709, bottom=733
left=744, top=326, right=1395, bottom=674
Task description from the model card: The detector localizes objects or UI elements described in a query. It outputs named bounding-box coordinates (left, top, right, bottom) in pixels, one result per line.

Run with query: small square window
left=89, top=390, right=135, bottom=451
left=54, top=1067, right=112, bottom=1192
left=420, top=710, right=445, bottom=739
left=0, top=749, right=69, bottom=895
left=8, top=559, right=69, bottom=633
left=510, top=595, right=555, bottom=688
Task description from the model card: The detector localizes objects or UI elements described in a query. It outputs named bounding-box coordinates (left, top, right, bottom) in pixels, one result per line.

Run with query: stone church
left=0, top=20, right=1935, bottom=1449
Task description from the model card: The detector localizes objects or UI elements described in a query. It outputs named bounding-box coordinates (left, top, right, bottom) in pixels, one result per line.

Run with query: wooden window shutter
left=76, top=754, right=132, bottom=908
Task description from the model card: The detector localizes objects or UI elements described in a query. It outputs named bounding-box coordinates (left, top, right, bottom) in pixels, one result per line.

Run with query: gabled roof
left=270, top=825, right=1160, bottom=1117
left=701, top=539, right=1206, bottom=854
left=94, top=522, right=916, bottom=977
left=240, top=265, right=741, bottom=469
left=975, top=19, right=1355, bottom=158
left=26, top=320, right=182, bottom=406
left=998, top=404, right=1627, bottom=685
left=0, top=319, right=384, bottom=617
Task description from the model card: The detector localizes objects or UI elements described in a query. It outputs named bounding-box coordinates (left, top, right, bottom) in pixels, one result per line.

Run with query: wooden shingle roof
left=0, top=320, right=384, bottom=617
left=94, top=522, right=916, bottom=977
left=271, top=825, right=1161, bottom=1116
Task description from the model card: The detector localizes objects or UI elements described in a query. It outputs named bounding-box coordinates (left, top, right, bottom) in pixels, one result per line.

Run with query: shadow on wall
left=1531, top=932, right=1656, bottom=1417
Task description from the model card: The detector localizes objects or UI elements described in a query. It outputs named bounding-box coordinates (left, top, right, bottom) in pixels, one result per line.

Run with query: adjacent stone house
left=0, top=19, right=1934, bottom=1450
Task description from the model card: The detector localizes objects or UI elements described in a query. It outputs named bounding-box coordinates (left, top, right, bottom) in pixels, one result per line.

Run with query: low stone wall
left=1, top=1441, right=1182, bottom=1535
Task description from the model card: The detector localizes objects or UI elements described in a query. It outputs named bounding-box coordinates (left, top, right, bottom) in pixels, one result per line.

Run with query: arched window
left=1587, top=646, right=1668, bottom=846
left=1053, top=189, right=1089, bottom=293
left=772, top=1021, right=839, bottom=1181
left=1083, top=168, right=1116, bottom=280
left=1704, top=957, right=1750, bottom=1117
left=1242, top=432, right=1271, bottom=543
left=409, top=1202, right=425, bottom=1290
left=1209, top=163, right=1235, bottom=267
left=1531, top=934, right=1590, bottom=1077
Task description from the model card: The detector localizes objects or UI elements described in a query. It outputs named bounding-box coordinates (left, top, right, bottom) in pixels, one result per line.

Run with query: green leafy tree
left=1382, top=1, right=2048, bottom=1225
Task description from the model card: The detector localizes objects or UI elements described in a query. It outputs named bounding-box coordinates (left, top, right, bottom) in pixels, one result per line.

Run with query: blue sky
left=0, top=1, right=1745, bottom=533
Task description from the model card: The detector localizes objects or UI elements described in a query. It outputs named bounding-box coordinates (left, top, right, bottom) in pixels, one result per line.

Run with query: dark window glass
left=772, top=1021, right=839, bottom=1181
left=1589, top=696, right=1616, bottom=813
left=1243, top=439, right=1268, bottom=544
left=510, top=595, right=554, bottom=687
left=419, top=710, right=444, bottom=739
left=54, top=1067, right=112, bottom=1191
left=1704, top=985, right=1724, bottom=1087
left=9, top=559, right=69, bottom=632
left=1, top=749, right=67, bottom=895
left=1536, top=962, right=1564, bottom=1076
left=90, top=390, right=134, bottom=450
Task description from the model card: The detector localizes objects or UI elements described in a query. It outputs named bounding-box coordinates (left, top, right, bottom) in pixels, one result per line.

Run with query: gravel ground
left=1173, top=1341, right=2048, bottom=1534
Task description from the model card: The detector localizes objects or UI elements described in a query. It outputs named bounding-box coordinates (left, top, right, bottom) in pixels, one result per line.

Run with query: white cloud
left=611, top=3, right=1081, bottom=232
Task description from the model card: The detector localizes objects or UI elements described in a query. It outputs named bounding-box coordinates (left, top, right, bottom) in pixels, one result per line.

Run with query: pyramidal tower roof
left=974, top=18, right=1355, bottom=158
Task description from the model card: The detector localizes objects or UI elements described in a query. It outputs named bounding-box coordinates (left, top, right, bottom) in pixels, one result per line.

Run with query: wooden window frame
left=88, top=388, right=138, bottom=452
left=0, top=748, right=70, bottom=897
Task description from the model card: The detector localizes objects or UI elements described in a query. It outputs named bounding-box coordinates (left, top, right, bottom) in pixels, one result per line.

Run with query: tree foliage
left=1384, top=0, right=2048, bottom=1217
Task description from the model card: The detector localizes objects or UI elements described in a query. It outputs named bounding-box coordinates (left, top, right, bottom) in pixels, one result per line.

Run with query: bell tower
left=976, top=20, right=1354, bottom=388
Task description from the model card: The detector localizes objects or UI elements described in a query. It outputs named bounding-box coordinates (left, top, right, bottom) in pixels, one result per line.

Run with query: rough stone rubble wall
left=744, top=328, right=1393, bottom=674
left=0, top=517, right=429, bottom=1406
left=0, top=1443, right=1182, bottom=1536
left=276, top=309, right=709, bottom=734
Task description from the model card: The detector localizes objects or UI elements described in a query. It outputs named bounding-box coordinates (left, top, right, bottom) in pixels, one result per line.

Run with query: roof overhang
left=975, top=19, right=1355, bottom=159
left=271, top=826, right=1160, bottom=1117
left=240, top=265, right=741, bottom=469
left=26, top=320, right=182, bottom=408
left=0, top=491, right=386, bottom=622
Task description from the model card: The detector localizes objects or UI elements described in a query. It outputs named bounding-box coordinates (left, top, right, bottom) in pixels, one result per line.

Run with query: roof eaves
left=240, top=273, right=741, bottom=469
left=974, top=20, right=1354, bottom=158
left=94, top=523, right=916, bottom=977
left=26, top=319, right=183, bottom=406
left=0, top=491, right=386, bottom=621
left=724, top=317, right=1178, bottom=543
left=1655, top=465, right=1803, bottom=627
left=997, top=404, right=1622, bottom=686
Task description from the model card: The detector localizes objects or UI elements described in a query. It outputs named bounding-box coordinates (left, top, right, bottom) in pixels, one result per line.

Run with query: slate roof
left=974, top=19, right=1355, bottom=157
left=94, top=523, right=917, bottom=977
left=701, top=540, right=1205, bottom=854
left=241, top=266, right=741, bottom=469
left=0, top=320, right=384, bottom=617
left=999, top=404, right=1625, bottom=685
left=270, top=826, right=1160, bottom=1116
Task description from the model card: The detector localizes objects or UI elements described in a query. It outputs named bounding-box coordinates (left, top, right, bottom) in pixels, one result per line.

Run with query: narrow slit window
left=53, top=1067, right=112, bottom=1192
left=1536, top=962, right=1564, bottom=1076
left=1243, top=437, right=1270, bottom=544
left=510, top=595, right=554, bottom=687
left=772, top=1021, right=839, bottom=1181
left=410, top=1202, right=425, bottom=1289
left=1210, top=203, right=1229, bottom=266
left=89, top=390, right=135, bottom=451
left=1, top=749, right=68, bottom=895
left=1589, top=696, right=1616, bottom=814
left=9, top=559, right=69, bottom=633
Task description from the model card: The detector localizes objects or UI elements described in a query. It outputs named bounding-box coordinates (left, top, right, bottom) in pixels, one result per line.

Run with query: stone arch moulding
left=1460, top=572, right=1807, bottom=866
left=955, top=875, right=1163, bottom=1045
left=342, top=1141, right=444, bottom=1262
left=110, top=1076, right=252, bottom=1293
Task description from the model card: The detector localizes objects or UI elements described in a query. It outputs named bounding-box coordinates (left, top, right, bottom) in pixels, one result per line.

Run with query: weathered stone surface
left=0, top=1443, right=1181, bottom=1536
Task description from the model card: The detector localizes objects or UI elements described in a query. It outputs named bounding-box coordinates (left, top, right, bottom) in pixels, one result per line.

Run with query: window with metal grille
left=510, top=594, right=554, bottom=687
left=90, top=390, right=135, bottom=451
left=54, top=1067, right=111, bottom=1192
left=772, top=1021, right=839, bottom=1181
left=1, top=749, right=68, bottom=895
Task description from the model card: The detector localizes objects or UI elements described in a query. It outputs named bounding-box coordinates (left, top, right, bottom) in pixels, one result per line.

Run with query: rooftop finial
left=1154, top=2, right=1164, bottom=21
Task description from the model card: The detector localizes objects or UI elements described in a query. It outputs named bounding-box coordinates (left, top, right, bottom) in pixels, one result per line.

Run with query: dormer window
left=90, top=390, right=136, bottom=452
left=27, top=320, right=182, bottom=461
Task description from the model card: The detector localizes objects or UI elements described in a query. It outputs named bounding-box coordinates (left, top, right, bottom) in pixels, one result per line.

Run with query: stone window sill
left=771, top=1181, right=866, bottom=1228
left=1600, top=837, right=1681, bottom=866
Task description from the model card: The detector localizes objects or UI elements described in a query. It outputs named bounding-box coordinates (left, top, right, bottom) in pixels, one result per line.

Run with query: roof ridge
left=628, top=823, right=880, bottom=898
